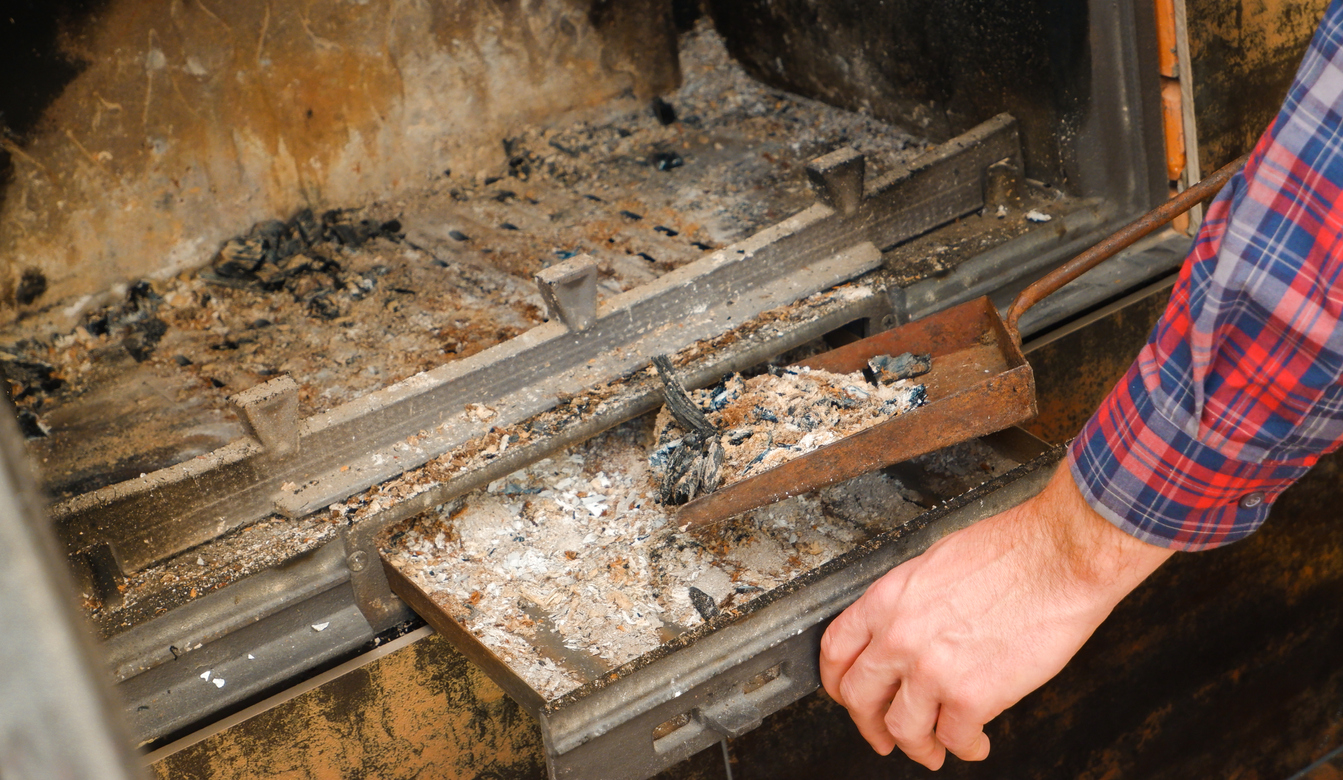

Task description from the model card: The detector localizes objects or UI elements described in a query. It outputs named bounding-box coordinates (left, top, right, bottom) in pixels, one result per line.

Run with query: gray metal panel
left=0, top=400, right=143, bottom=779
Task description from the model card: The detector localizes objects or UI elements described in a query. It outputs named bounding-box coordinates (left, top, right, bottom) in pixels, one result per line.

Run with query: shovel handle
left=1003, top=152, right=1250, bottom=338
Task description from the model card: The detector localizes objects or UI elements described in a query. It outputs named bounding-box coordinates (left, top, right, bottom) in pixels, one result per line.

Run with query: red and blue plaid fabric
left=1068, top=0, right=1343, bottom=550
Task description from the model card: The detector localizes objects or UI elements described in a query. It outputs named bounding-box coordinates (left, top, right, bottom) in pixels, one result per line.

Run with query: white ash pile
left=649, top=353, right=931, bottom=505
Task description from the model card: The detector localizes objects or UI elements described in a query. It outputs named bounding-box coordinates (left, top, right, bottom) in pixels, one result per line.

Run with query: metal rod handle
left=1004, top=152, right=1251, bottom=337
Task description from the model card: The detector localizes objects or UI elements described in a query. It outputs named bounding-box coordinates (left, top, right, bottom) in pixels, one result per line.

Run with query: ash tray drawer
left=380, top=423, right=1057, bottom=780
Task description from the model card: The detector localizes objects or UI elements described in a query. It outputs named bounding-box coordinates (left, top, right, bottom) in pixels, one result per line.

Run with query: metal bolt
left=880, top=314, right=896, bottom=328
left=347, top=550, right=369, bottom=572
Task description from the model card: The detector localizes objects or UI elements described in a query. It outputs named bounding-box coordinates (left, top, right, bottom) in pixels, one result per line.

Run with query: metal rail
left=55, top=115, right=1025, bottom=590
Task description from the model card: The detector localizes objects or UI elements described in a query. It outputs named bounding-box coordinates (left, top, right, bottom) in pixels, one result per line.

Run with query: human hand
left=819, top=464, right=1173, bottom=769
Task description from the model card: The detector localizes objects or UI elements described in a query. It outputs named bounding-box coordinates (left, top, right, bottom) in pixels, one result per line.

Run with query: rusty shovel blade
left=674, top=296, right=1035, bottom=529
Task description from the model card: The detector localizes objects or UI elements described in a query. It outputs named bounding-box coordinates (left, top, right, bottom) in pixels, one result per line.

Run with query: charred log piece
left=652, top=355, right=724, bottom=505
left=688, top=585, right=720, bottom=621
left=868, top=352, right=932, bottom=384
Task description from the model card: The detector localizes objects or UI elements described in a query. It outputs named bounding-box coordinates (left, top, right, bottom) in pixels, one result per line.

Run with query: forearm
left=1027, top=464, right=1172, bottom=610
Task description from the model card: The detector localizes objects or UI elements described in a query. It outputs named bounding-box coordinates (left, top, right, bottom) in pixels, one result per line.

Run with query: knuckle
left=883, top=711, right=919, bottom=744
left=836, top=676, right=867, bottom=709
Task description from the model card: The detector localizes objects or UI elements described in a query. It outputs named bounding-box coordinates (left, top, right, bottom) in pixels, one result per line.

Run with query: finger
left=819, top=606, right=873, bottom=706
left=935, top=706, right=991, bottom=763
left=833, top=650, right=903, bottom=755
left=884, top=681, right=946, bottom=770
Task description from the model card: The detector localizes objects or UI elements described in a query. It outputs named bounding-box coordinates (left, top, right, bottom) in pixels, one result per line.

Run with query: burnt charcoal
left=275, top=230, right=307, bottom=260
left=391, top=287, right=417, bottom=295
left=493, top=190, right=517, bottom=203
left=16, top=409, right=48, bottom=439
left=583, top=194, right=604, bottom=202
left=549, top=139, right=580, bottom=157
left=636, top=253, right=656, bottom=263
left=326, top=221, right=358, bottom=245
left=688, top=586, right=720, bottom=621
left=654, top=225, right=678, bottom=236
left=251, top=219, right=287, bottom=263
left=652, top=355, right=715, bottom=435
left=499, top=222, right=520, bottom=231
left=251, top=262, right=290, bottom=288
left=658, top=430, right=724, bottom=505
left=869, top=352, right=932, bottom=383
left=174, top=354, right=193, bottom=366
left=651, top=96, right=678, bottom=125
left=652, top=151, right=685, bottom=171
left=126, top=280, right=162, bottom=312
left=619, top=210, right=643, bottom=221
left=208, top=377, right=226, bottom=388
left=320, top=209, right=378, bottom=246
left=15, top=268, right=47, bottom=306
left=289, top=208, right=320, bottom=245
left=0, top=357, right=63, bottom=394
left=85, top=315, right=110, bottom=336
left=213, top=238, right=266, bottom=278
left=507, top=153, right=535, bottom=180
left=121, top=317, right=168, bottom=362
left=307, top=295, right=343, bottom=321
left=381, top=219, right=402, bottom=235
left=448, top=230, right=470, bottom=242
left=286, top=273, right=327, bottom=301
left=442, top=168, right=451, bottom=177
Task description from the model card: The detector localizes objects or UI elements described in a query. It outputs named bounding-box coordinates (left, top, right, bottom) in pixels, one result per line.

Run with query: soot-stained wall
left=0, top=0, right=677, bottom=326
left=703, top=0, right=1092, bottom=189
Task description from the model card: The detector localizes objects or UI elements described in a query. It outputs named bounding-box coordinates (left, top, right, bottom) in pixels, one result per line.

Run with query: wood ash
left=382, top=408, right=1013, bottom=702
left=649, top=354, right=931, bottom=505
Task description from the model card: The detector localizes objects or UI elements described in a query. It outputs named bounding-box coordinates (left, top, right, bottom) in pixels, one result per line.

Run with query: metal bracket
left=535, top=255, right=599, bottom=331
left=805, top=147, right=865, bottom=215
left=230, top=375, right=300, bottom=456
left=984, top=157, right=1024, bottom=212
left=342, top=522, right=414, bottom=633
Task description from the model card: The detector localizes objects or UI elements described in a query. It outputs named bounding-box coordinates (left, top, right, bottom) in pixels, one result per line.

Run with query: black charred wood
left=652, top=151, right=684, bottom=171
left=651, top=96, right=678, bottom=125
left=122, top=317, right=168, bottom=363
left=688, top=586, right=720, bottom=621
left=869, top=352, right=932, bottom=383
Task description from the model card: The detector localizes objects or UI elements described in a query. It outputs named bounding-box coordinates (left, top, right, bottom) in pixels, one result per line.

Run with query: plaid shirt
left=1068, top=0, right=1343, bottom=551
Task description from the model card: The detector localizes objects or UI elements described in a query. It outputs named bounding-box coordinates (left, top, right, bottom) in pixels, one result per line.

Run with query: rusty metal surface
left=1188, top=0, right=1328, bottom=171
left=1003, top=152, right=1247, bottom=336
left=675, top=296, right=1034, bottom=528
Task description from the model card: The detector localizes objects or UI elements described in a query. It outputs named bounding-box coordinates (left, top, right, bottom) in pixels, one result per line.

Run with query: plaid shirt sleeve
left=1067, top=0, right=1343, bottom=551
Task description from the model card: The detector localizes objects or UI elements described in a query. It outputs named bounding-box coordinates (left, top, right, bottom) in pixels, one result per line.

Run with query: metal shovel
left=675, top=153, right=1249, bottom=529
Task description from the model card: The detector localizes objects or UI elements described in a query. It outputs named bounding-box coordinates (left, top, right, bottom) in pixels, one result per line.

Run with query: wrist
left=1026, top=464, right=1174, bottom=608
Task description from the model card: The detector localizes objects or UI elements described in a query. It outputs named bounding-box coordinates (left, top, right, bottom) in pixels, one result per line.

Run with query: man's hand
left=819, top=464, right=1173, bottom=769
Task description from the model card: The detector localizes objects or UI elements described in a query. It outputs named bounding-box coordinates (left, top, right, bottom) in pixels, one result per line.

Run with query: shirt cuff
left=1066, top=361, right=1314, bottom=551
